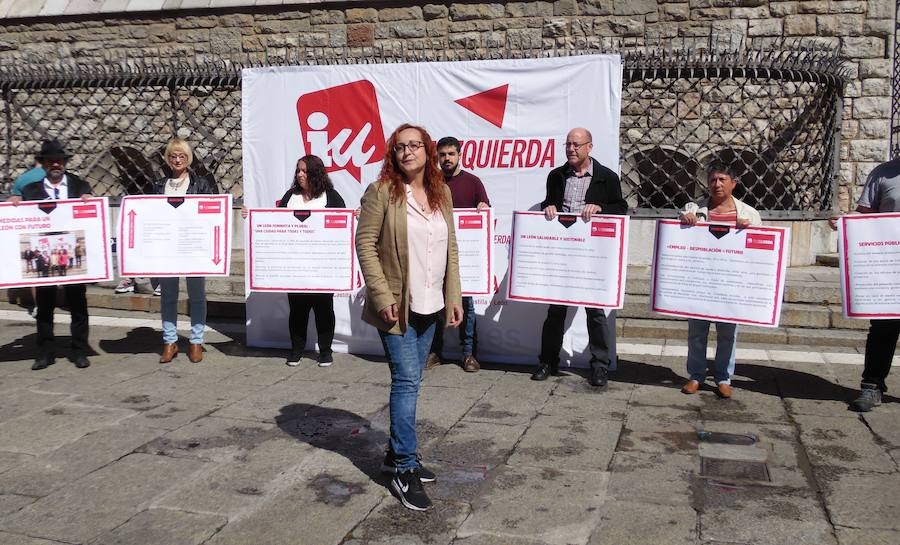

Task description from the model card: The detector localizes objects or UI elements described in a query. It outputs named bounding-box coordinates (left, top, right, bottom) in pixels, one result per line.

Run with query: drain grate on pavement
left=700, top=457, right=771, bottom=483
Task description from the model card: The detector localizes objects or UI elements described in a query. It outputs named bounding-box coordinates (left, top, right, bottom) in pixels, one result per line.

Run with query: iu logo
left=296, top=80, right=385, bottom=183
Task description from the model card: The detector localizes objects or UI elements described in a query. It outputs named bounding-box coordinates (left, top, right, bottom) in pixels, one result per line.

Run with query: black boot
left=531, top=362, right=557, bottom=381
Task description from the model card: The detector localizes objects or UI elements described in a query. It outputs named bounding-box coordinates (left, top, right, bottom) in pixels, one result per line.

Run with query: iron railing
left=0, top=37, right=847, bottom=218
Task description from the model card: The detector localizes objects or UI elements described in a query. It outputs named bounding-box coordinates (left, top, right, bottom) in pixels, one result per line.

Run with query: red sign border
left=649, top=219, right=788, bottom=327
left=454, top=208, right=493, bottom=297
left=506, top=210, right=627, bottom=309
left=118, top=195, right=232, bottom=277
left=0, top=197, right=112, bottom=289
left=246, top=208, right=357, bottom=293
left=841, top=212, right=900, bottom=319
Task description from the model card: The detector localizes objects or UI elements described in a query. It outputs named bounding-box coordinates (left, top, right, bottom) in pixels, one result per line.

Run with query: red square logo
left=458, top=215, right=483, bottom=229
left=198, top=200, right=222, bottom=214
left=72, top=204, right=97, bottom=219
left=746, top=233, right=776, bottom=250
left=296, top=81, right=386, bottom=183
left=591, top=222, right=616, bottom=237
left=324, top=215, right=349, bottom=229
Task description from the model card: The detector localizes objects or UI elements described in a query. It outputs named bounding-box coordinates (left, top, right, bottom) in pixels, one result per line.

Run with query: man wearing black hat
left=15, top=140, right=93, bottom=370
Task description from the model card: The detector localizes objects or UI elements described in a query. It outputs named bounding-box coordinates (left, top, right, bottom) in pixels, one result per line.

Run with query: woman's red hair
left=377, top=123, right=447, bottom=211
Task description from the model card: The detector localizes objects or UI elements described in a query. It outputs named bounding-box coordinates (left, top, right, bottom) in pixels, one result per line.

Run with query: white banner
left=0, top=197, right=112, bottom=288
left=454, top=208, right=492, bottom=296
left=245, top=208, right=356, bottom=293
left=650, top=220, right=789, bottom=327
left=242, top=55, right=622, bottom=364
left=118, top=195, right=232, bottom=277
left=508, top=211, right=628, bottom=309
left=839, top=213, right=900, bottom=319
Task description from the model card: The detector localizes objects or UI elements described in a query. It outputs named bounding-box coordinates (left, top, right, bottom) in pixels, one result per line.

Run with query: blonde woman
left=155, top=138, right=218, bottom=364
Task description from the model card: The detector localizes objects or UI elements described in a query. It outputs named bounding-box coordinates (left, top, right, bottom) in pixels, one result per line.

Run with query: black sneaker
left=285, top=352, right=302, bottom=367
left=850, top=383, right=883, bottom=412
left=390, top=469, right=432, bottom=511
left=381, top=451, right=436, bottom=483
left=317, top=352, right=334, bottom=367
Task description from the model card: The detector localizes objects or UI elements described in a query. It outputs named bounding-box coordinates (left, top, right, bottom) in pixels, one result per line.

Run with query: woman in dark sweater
left=278, top=155, right=345, bottom=367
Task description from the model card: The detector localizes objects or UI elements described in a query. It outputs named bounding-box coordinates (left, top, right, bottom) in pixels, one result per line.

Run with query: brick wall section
left=0, top=0, right=893, bottom=212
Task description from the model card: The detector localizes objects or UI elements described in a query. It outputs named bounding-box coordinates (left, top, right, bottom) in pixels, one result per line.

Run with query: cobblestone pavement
left=0, top=310, right=897, bottom=545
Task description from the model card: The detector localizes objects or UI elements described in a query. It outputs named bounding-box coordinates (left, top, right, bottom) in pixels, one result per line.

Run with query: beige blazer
left=355, top=180, right=462, bottom=335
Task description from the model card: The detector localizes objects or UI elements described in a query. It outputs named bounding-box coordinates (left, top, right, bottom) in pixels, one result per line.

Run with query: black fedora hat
left=36, top=139, right=73, bottom=160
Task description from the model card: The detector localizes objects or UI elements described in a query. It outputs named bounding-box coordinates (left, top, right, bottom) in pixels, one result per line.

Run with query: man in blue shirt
left=10, top=163, right=46, bottom=196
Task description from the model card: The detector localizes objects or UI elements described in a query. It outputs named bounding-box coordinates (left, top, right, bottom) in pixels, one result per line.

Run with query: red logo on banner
left=458, top=215, right=483, bottom=229
left=455, top=84, right=509, bottom=128
left=324, top=215, right=349, bottom=229
left=746, top=233, right=776, bottom=250
left=72, top=204, right=97, bottom=219
left=198, top=201, right=222, bottom=214
left=296, top=81, right=385, bottom=183
left=591, top=222, right=616, bottom=237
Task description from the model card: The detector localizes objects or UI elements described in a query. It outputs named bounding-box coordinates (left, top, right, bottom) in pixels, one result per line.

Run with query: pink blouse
left=406, top=187, right=449, bottom=315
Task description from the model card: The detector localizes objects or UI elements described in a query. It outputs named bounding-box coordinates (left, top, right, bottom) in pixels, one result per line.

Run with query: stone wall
left=0, top=0, right=894, bottom=213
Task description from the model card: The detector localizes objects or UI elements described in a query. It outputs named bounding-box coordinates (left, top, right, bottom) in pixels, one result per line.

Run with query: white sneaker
left=114, top=279, right=135, bottom=293
left=153, top=285, right=161, bottom=296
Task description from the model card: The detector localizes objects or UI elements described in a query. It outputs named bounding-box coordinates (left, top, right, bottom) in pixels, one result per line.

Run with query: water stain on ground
left=468, top=403, right=516, bottom=420
left=44, top=407, right=65, bottom=415
left=809, top=444, right=861, bottom=463
left=122, top=394, right=151, bottom=404
left=307, top=473, right=366, bottom=507
left=351, top=500, right=465, bottom=541
left=618, top=429, right=697, bottom=454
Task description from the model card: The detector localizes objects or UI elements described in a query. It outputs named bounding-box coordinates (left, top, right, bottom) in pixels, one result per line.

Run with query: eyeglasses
left=564, top=141, right=591, bottom=150
left=167, top=153, right=188, bottom=161
left=393, top=141, right=424, bottom=154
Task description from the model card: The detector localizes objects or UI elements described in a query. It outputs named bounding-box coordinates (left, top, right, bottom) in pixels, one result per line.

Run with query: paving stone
left=0, top=402, right=136, bottom=456
left=861, top=406, right=900, bottom=448
left=420, top=363, right=502, bottom=392
left=428, top=421, right=526, bottom=470
left=625, top=403, right=699, bottom=432
left=124, top=401, right=215, bottom=431
left=539, top=388, right=629, bottom=419
left=213, top=379, right=356, bottom=423
left=138, top=416, right=280, bottom=462
left=508, top=414, right=620, bottom=471
left=834, top=526, right=900, bottom=545
left=0, top=452, right=32, bottom=477
left=89, top=508, right=226, bottom=545
left=607, top=452, right=696, bottom=506
left=616, top=429, right=699, bottom=456
left=0, top=531, right=61, bottom=545
left=346, top=496, right=470, bottom=545
left=451, top=536, right=548, bottom=545
left=205, top=457, right=384, bottom=545
left=0, top=424, right=161, bottom=497
left=589, top=501, right=697, bottom=544
left=0, top=389, right=70, bottom=424
left=697, top=389, right=790, bottom=425
left=457, top=466, right=608, bottom=545
left=0, top=453, right=206, bottom=543
left=795, top=414, right=896, bottom=473
left=0, top=495, right=33, bottom=518
left=821, top=471, right=900, bottom=530
left=462, top=393, right=542, bottom=427
left=698, top=483, right=836, bottom=544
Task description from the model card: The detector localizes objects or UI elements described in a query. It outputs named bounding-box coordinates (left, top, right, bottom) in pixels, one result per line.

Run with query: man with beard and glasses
left=12, top=140, right=94, bottom=371
left=425, top=136, right=491, bottom=373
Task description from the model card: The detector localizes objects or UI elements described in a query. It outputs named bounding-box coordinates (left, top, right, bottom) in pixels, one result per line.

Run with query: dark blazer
left=20, top=172, right=92, bottom=201
left=277, top=187, right=345, bottom=209
left=540, top=157, right=628, bottom=215
left=152, top=171, right=218, bottom=195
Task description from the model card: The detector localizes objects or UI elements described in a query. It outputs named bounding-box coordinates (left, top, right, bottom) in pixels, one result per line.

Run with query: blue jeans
left=159, top=277, right=206, bottom=345
left=431, top=296, right=477, bottom=357
left=380, top=311, right=437, bottom=472
left=687, top=319, right=737, bottom=384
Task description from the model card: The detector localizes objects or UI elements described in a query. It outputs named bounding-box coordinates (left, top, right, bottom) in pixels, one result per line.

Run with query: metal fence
left=0, top=38, right=846, bottom=219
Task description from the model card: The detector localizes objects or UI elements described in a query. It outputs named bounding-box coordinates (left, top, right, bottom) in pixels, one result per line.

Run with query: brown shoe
left=425, top=353, right=441, bottom=370
left=681, top=379, right=700, bottom=394
left=716, top=383, right=733, bottom=399
left=462, top=355, right=480, bottom=373
left=188, top=344, right=203, bottom=363
left=159, top=343, right=178, bottom=364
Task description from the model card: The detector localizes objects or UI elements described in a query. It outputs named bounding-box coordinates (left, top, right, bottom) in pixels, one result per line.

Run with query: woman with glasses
left=155, top=138, right=218, bottom=364
left=356, top=124, right=463, bottom=511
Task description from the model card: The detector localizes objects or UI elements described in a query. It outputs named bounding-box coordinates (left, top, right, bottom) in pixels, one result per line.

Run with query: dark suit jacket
left=277, top=187, right=345, bottom=209
left=20, top=173, right=92, bottom=201
left=152, top=171, right=218, bottom=195
left=540, top=157, right=628, bottom=215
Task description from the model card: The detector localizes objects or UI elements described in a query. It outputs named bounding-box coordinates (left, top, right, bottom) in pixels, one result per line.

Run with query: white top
left=286, top=192, right=327, bottom=210
left=43, top=175, right=68, bottom=200
left=405, top=187, right=448, bottom=315
left=164, top=176, right=190, bottom=196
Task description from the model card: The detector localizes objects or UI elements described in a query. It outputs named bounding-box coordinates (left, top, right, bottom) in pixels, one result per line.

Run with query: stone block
left=449, top=3, right=505, bottom=21
left=848, top=139, right=889, bottom=162
left=733, top=5, right=771, bottom=18
left=612, top=0, right=657, bottom=15
left=388, top=21, right=426, bottom=39
left=508, top=414, right=621, bottom=471
left=89, top=509, right=226, bottom=545
left=858, top=119, right=890, bottom=139
left=596, top=16, right=644, bottom=36
left=506, top=1, right=553, bottom=17
left=817, top=14, right=863, bottom=35
left=346, top=24, right=374, bottom=47
left=660, top=3, right=690, bottom=21
left=552, top=0, right=577, bottom=16
left=345, top=7, right=377, bottom=23
left=769, top=1, right=799, bottom=16
left=589, top=501, right=698, bottom=544
left=842, top=36, right=885, bottom=58
left=858, top=58, right=890, bottom=78
left=377, top=6, right=422, bottom=22
left=795, top=413, right=896, bottom=472
left=218, top=14, right=253, bottom=27
left=798, top=1, right=831, bottom=13
left=865, top=18, right=893, bottom=37
left=0, top=454, right=205, bottom=544
left=607, top=452, right=696, bottom=506
left=542, top=17, right=568, bottom=37
left=749, top=18, right=782, bottom=36
left=457, top=466, right=608, bottom=543
left=853, top=97, right=890, bottom=119
left=310, top=9, right=345, bottom=25
left=867, top=0, right=895, bottom=18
